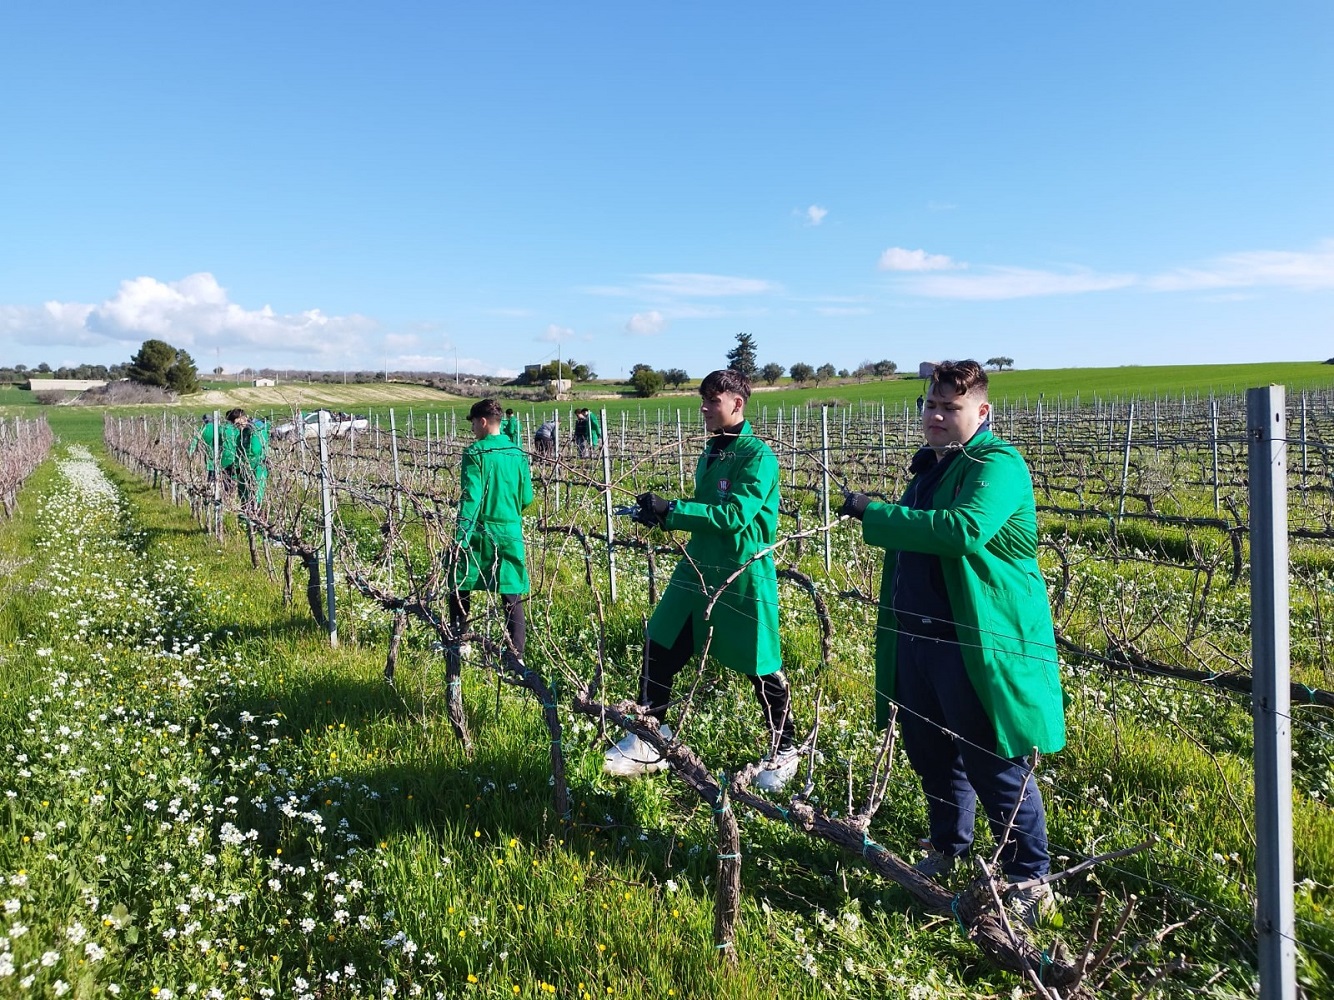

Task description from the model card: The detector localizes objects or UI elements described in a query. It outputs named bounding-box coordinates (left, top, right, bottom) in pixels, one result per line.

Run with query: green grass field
left=3, top=399, right=1332, bottom=996
left=9, top=362, right=1334, bottom=449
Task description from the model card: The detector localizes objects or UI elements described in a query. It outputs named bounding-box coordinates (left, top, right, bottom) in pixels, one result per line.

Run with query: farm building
left=252, top=377, right=277, bottom=387
left=25, top=378, right=107, bottom=392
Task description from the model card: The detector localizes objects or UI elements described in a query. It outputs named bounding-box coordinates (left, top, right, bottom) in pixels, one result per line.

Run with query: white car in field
left=272, top=410, right=370, bottom=441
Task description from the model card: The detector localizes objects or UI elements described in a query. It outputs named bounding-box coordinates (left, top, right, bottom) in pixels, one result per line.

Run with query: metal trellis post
left=1246, top=385, right=1295, bottom=1000
left=318, top=410, right=338, bottom=647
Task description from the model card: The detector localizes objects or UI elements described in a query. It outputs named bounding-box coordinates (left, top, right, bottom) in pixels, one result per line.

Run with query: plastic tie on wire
left=446, top=679, right=462, bottom=690
left=714, top=941, right=733, bottom=951
left=1300, top=684, right=1318, bottom=703
left=716, top=853, right=740, bottom=861
left=949, top=894, right=967, bottom=933
left=861, top=832, right=881, bottom=859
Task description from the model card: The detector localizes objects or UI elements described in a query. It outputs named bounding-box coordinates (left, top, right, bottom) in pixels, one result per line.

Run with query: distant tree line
left=1, top=361, right=128, bottom=383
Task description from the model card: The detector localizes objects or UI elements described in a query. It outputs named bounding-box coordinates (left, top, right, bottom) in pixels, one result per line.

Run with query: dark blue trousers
left=896, top=631, right=1050, bottom=880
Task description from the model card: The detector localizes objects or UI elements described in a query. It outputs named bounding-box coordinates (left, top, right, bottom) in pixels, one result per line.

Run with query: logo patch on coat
left=717, top=478, right=731, bottom=496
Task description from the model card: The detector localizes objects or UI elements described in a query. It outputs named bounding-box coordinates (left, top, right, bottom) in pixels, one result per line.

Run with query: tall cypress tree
left=725, top=332, right=759, bottom=380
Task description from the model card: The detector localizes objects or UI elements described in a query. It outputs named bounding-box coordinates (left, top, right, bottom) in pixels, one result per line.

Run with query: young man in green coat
left=604, top=369, right=801, bottom=792
left=574, top=408, right=601, bottom=458
left=218, top=409, right=243, bottom=495
left=447, top=398, right=534, bottom=667
left=229, top=409, right=270, bottom=511
left=842, top=359, right=1065, bottom=925
left=187, top=414, right=219, bottom=482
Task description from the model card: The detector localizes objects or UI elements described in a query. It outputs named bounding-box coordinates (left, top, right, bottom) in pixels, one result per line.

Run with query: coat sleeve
left=861, top=448, right=1031, bottom=556
left=520, top=454, right=534, bottom=510
left=455, top=450, right=484, bottom=546
left=664, top=447, right=776, bottom=537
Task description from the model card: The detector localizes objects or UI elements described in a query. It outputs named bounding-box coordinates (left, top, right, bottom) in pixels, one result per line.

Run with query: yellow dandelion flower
left=467, top=974, right=478, bottom=984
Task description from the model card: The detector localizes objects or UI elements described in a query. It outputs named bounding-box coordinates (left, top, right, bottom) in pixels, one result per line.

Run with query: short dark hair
left=699, top=369, right=751, bottom=401
left=504, top=408, right=514, bottom=416
left=929, top=360, right=988, bottom=398
left=225, top=408, right=247, bottom=422
left=468, top=398, right=504, bottom=421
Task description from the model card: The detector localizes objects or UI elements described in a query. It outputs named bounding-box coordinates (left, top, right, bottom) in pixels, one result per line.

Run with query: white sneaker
left=603, top=724, right=672, bottom=777
left=753, top=745, right=804, bottom=792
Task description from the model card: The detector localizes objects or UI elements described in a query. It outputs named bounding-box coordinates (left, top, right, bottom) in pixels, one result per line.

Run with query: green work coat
left=587, top=412, right=601, bottom=448
left=648, top=420, right=782, bottom=677
left=238, top=419, right=270, bottom=505
left=188, top=421, right=219, bottom=471
left=450, top=433, right=534, bottom=594
left=861, top=430, right=1066, bottom=758
left=217, top=421, right=241, bottom=471
left=501, top=414, right=522, bottom=447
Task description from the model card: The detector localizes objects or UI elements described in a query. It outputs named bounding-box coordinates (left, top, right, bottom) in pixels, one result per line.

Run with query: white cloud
left=803, top=205, right=828, bottom=226
left=640, top=273, right=780, bottom=297
left=899, top=266, right=1136, bottom=300
left=625, top=310, right=667, bottom=336
left=877, top=247, right=960, bottom=272
left=538, top=324, right=576, bottom=343
left=580, top=272, right=781, bottom=301
left=0, top=272, right=378, bottom=360
left=815, top=306, right=872, bottom=316
left=1147, top=241, right=1334, bottom=292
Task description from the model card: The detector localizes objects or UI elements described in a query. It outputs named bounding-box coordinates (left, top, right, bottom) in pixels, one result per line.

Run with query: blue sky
left=2, top=2, right=1331, bottom=378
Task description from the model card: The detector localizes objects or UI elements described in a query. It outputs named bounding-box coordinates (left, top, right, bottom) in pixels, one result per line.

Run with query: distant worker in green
left=230, top=409, right=270, bottom=513
left=187, top=414, right=220, bottom=483
left=605, top=369, right=802, bottom=792
left=446, top=398, right=534, bottom=671
left=217, top=408, right=243, bottom=493
left=574, top=407, right=601, bottom=458
left=501, top=407, right=523, bottom=448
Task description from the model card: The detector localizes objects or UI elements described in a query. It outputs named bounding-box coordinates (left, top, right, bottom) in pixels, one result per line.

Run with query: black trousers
left=639, top=618, right=795, bottom=751
left=448, top=591, right=526, bottom=663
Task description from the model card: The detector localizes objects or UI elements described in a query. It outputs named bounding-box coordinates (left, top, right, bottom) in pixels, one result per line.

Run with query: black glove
left=633, top=492, right=672, bottom=527
left=840, top=492, right=872, bottom=520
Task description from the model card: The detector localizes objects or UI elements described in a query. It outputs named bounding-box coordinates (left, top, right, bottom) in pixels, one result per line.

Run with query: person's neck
left=713, top=417, right=745, bottom=436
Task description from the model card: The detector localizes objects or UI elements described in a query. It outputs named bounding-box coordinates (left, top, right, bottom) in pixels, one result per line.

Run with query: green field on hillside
left=9, top=360, right=1334, bottom=450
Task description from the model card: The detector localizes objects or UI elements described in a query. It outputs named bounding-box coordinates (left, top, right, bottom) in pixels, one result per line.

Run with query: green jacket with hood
left=860, top=429, right=1066, bottom=758
left=450, top=433, right=534, bottom=594
left=648, top=419, right=782, bottom=677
